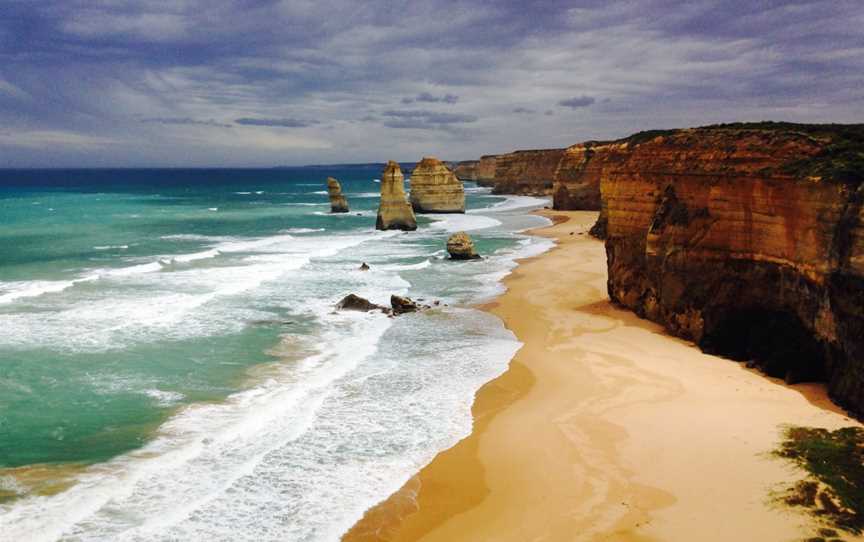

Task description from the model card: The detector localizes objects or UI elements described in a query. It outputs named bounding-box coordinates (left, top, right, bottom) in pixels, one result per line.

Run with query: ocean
left=0, top=167, right=551, bottom=541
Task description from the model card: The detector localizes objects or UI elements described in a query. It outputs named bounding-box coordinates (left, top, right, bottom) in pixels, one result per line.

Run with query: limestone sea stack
left=599, top=122, right=864, bottom=416
left=409, top=156, right=465, bottom=213
left=327, top=177, right=349, bottom=213
left=446, top=231, right=481, bottom=260
left=376, top=161, right=417, bottom=231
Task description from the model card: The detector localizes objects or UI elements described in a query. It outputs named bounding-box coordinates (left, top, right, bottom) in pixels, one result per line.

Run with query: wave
left=469, top=195, right=550, bottom=214
left=93, top=245, right=129, bottom=251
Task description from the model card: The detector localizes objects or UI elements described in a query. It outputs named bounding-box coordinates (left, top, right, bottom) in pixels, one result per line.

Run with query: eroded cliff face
left=376, top=161, right=417, bottom=231
left=601, top=124, right=864, bottom=416
left=326, top=177, right=349, bottom=213
left=476, top=155, right=498, bottom=187
left=492, top=149, right=565, bottom=195
left=409, top=156, right=465, bottom=213
left=552, top=141, right=613, bottom=211
left=453, top=160, right=479, bottom=181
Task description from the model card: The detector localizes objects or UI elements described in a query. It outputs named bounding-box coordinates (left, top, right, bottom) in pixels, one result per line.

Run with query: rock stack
left=409, top=156, right=465, bottom=213
left=327, top=177, right=349, bottom=213
left=446, top=231, right=481, bottom=260
left=376, top=161, right=417, bottom=231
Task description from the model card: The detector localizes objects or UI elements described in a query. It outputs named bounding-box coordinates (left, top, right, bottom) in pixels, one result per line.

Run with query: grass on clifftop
left=623, top=122, right=864, bottom=186
left=774, top=426, right=864, bottom=535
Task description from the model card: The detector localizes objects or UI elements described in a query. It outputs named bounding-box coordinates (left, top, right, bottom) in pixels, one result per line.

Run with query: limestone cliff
left=409, top=156, right=465, bottom=213
left=552, top=141, right=613, bottom=211
left=476, top=155, right=498, bottom=187
left=453, top=160, right=479, bottom=181
left=376, top=160, right=417, bottom=231
left=326, top=177, right=349, bottom=213
left=492, top=149, right=565, bottom=195
left=600, top=123, right=864, bottom=416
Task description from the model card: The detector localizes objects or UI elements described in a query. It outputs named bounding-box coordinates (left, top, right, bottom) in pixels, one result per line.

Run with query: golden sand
left=344, top=210, right=862, bottom=542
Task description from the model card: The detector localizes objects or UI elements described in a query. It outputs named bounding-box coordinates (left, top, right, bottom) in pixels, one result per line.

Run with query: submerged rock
left=376, top=161, right=417, bottom=231
left=446, top=231, right=481, bottom=260
left=336, top=294, right=384, bottom=312
left=390, top=295, right=419, bottom=315
left=327, top=177, right=349, bottom=213
left=409, top=156, right=465, bottom=213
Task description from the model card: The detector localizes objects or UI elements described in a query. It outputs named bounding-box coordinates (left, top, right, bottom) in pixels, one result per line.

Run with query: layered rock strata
left=409, top=156, right=465, bottom=213
left=492, top=149, right=565, bottom=195
left=552, top=141, right=613, bottom=211
left=476, top=155, right=498, bottom=187
left=453, top=160, right=479, bottom=181
left=446, top=231, right=481, bottom=260
left=600, top=123, right=864, bottom=416
left=326, top=176, right=349, bottom=213
left=376, top=161, right=417, bottom=231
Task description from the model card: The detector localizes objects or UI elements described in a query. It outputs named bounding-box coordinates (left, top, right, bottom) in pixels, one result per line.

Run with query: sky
left=0, top=0, right=861, bottom=167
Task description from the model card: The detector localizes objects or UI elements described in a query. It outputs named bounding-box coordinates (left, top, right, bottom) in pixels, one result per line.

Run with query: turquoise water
left=0, top=167, right=551, bottom=540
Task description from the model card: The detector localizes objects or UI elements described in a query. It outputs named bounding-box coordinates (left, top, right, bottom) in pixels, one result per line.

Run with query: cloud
left=401, top=92, right=459, bottom=104
left=0, top=0, right=861, bottom=165
left=234, top=117, right=320, bottom=128
left=558, top=96, right=596, bottom=109
left=380, top=110, right=478, bottom=129
left=142, top=117, right=232, bottom=128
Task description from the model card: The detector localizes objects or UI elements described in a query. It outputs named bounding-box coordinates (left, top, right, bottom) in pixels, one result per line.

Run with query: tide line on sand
left=344, top=210, right=863, bottom=542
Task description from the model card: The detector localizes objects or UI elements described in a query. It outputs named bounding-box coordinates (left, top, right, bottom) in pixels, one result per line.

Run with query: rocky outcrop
left=476, top=155, right=499, bottom=187
left=391, top=295, right=419, bottom=315
left=327, top=177, right=349, bottom=213
left=492, top=149, right=565, bottom=195
left=409, top=156, right=465, bottom=213
left=336, top=294, right=385, bottom=312
left=552, top=141, right=613, bottom=211
left=446, top=231, right=481, bottom=260
left=600, top=123, right=864, bottom=417
left=376, top=161, right=417, bottom=231
left=454, top=160, right=479, bottom=181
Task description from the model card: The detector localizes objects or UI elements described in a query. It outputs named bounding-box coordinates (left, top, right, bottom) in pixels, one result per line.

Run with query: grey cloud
left=401, top=92, right=459, bottom=104
left=234, top=117, right=320, bottom=128
left=380, top=110, right=478, bottom=129
left=558, top=96, right=596, bottom=109
left=142, top=117, right=232, bottom=128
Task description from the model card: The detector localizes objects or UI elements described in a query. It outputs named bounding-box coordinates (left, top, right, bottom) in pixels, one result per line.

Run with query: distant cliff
left=491, top=148, right=565, bottom=195
left=453, top=160, right=479, bottom=181
left=598, top=123, right=864, bottom=416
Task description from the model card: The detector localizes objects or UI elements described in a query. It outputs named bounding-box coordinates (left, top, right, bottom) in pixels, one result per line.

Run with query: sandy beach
left=345, top=210, right=863, bottom=542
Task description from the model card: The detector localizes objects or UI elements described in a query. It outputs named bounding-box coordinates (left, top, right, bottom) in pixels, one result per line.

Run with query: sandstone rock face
left=492, top=149, right=565, bottom=195
left=601, top=123, right=864, bottom=416
left=476, top=155, right=498, bottom=187
left=446, top=231, right=481, bottom=260
left=409, top=156, right=465, bottom=213
left=453, top=160, right=479, bottom=181
left=376, top=161, right=417, bottom=231
left=327, top=177, right=349, bottom=213
left=552, top=141, right=614, bottom=211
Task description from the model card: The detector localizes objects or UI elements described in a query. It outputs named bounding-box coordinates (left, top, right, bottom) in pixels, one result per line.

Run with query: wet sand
left=344, top=210, right=862, bottom=542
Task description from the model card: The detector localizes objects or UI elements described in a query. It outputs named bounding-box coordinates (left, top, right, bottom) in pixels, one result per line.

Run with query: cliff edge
left=600, top=122, right=864, bottom=416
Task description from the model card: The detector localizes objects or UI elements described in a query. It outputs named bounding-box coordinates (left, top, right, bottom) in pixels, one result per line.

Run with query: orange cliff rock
left=376, top=161, right=417, bottom=231
left=409, top=156, right=465, bottom=213
left=551, top=141, right=615, bottom=211
left=491, top=148, right=565, bottom=195
left=597, top=123, right=864, bottom=417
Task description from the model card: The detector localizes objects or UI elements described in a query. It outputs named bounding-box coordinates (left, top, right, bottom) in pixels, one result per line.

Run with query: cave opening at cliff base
left=699, top=308, right=826, bottom=384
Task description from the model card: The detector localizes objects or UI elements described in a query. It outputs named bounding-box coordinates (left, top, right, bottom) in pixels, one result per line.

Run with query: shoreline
left=344, top=210, right=863, bottom=541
